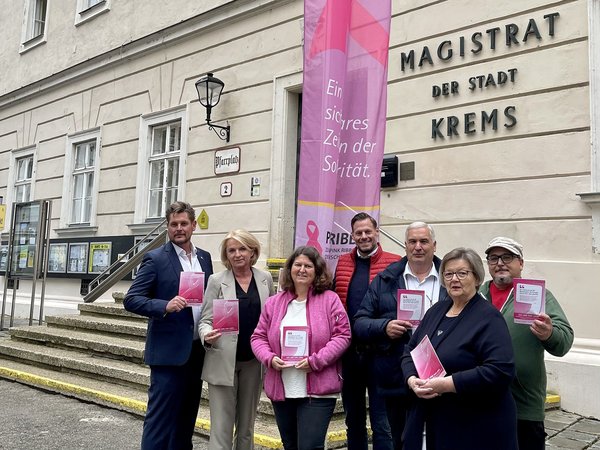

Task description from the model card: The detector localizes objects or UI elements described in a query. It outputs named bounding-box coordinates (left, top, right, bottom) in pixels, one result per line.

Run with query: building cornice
left=0, top=0, right=296, bottom=110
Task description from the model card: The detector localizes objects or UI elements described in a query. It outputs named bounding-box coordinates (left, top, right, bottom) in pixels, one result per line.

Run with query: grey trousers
left=208, top=358, right=263, bottom=450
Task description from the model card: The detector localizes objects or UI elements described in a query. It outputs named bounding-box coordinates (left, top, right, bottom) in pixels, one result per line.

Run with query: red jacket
left=334, top=243, right=401, bottom=309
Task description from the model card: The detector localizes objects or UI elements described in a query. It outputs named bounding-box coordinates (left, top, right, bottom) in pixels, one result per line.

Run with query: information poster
left=89, top=242, right=112, bottom=274
left=213, top=299, right=239, bottom=334
left=513, top=278, right=546, bottom=325
left=281, top=326, right=309, bottom=362
left=410, top=335, right=446, bottom=380
left=179, top=272, right=205, bottom=305
left=68, top=243, right=88, bottom=274
left=48, top=243, right=68, bottom=273
left=397, top=289, right=425, bottom=327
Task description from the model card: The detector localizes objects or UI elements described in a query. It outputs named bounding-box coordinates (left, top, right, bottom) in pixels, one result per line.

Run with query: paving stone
left=546, top=436, right=588, bottom=450
left=546, top=419, right=570, bottom=432
left=571, top=419, right=600, bottom=435
left=549, top=410, right=583, bottom=424
left=553, top=429, right=596, bottom=444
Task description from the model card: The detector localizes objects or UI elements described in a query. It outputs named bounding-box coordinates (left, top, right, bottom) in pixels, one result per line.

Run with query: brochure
left=397, top=289, right=425, bottom=327
left=281, top=326, right=309, bottom=362
left=513, top=278, right=546, bottom=325
left=213, top=299, right=239, bottom=334
left=410, top=335, right=446, bottom=379
left=178, top=272, right=205, bottom=305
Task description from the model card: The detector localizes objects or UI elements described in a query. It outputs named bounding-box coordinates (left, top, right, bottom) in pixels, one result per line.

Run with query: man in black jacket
left=353, top=222, right=447, bottom=450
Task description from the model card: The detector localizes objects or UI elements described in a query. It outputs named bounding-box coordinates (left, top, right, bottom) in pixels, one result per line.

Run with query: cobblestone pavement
left=546, top=409, right=600, bottom=449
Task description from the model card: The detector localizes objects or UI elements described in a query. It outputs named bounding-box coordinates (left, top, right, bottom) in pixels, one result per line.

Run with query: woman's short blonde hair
left=220, top=229, right=261, bottom=270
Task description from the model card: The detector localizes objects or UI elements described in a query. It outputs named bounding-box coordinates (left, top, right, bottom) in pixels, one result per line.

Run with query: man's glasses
left=442, top=270, right=473, bottom=281
left=486, top=254, right=518, bottom=265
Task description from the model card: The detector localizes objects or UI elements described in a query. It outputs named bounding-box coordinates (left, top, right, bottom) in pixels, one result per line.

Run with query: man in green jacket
left=480, top=236, right=573, bottom=450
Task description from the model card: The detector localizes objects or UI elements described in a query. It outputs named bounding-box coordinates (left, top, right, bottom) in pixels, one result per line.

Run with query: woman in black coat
left=401, top=247, right=518, bottom=450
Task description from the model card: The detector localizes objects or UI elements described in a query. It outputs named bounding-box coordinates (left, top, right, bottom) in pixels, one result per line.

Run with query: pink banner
left=295, top=0, right=392, bottom=269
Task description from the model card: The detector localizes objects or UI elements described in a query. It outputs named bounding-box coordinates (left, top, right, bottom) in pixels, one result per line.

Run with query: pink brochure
left=410, top=335, right=446, bottom=379
left=513, top=278, right=546, bottom=325
left=213, top=299, right=239, bottom=334
left=178, top=272, right=205, bottom=305
left=397, top=289, right=425, bottom=327
left=281, top=326, right=309, bottom=362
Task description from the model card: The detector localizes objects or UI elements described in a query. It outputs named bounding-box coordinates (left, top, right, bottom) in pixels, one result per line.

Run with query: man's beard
left=493, top=274, right=513, bottom=287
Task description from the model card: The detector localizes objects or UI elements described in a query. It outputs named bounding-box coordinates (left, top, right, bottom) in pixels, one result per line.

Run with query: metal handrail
left=379, top=228, right=406, bottom=250
left=83, top=220, right=167, bottom=303
left=336, top=201, right=406, bottom=250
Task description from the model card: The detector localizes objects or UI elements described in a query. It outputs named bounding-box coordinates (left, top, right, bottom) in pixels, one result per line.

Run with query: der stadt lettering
left=399, top=12, right=560, bottom=140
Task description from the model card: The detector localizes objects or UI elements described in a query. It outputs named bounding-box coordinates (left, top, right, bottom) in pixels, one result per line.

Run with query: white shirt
left=403, top=263, right=440, bottom=314
left=280, top=299, right=308, bottom=398
left=172, top=242, right=203, bottom=340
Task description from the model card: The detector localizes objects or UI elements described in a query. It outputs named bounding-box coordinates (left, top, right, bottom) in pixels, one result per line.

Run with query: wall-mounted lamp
left=195, top=72, right=231, bottom=142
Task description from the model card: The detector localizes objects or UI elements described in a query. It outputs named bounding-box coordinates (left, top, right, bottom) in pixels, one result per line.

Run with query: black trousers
left=384, top=396, right=408, bottom=450
left=517, top=419, right=546, bottom=450
left=272, top=397, right=336, bottom=450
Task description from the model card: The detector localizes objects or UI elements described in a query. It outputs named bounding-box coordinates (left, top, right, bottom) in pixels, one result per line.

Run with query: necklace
left=447, top=301, right=469, bottom=317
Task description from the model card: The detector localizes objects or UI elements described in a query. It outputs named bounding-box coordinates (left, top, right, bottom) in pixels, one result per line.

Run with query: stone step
left=9, top=325, right=145, bottom=362
left=0, top=357, right=347, bottom=449
left=77, top=302, right=147, bottom=321
left=46, top=314, right=147, bottom=338
left=0, top=331, right=311, bottom=418
left=0, top=338, right=150, bottom=389
left=546, top=393, right=561, bottom=410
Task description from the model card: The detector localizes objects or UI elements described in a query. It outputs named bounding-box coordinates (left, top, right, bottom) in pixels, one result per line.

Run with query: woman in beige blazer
left=199, top=229, right=274, bottom=450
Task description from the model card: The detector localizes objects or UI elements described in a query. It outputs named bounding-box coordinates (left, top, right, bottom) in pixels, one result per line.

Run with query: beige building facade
left=1, top=0, right=599, bottom=417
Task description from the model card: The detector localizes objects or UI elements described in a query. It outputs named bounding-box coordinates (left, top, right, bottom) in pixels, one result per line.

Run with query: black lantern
left=195, top=72, right=230, bottom=142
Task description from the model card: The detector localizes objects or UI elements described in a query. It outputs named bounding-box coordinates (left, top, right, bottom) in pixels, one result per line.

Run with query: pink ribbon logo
left=305, top=220, right=323, bottom=254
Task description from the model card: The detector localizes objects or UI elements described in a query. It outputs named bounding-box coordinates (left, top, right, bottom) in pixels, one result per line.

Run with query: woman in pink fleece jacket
left=251, top=246, right=351, bottom=450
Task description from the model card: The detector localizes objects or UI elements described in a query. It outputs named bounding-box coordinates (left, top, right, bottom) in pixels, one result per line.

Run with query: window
left=71, top=140, right=96, bottom=224
left=59, top=129, right=101, bottom=231
left=26, top=0, right=47, bottom=41
left=14, top=155, right=34, bottom=203
left=75, top=0, right=109, bottom=26
left=29, top=0, right=47, bottom=40
left=133, top=107, right=189, bottom=226
left=20, top=0, right=48, bottom=52
left=148, top=122, right=181, bottom=219
left=5, top=147, right=37, bottom=230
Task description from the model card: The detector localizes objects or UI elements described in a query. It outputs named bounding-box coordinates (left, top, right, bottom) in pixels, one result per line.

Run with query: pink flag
left=296, top=0, right=392, bottom=270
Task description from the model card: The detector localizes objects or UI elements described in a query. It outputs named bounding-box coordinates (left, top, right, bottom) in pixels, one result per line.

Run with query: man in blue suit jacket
left=125, top=201, right=213, bottom=450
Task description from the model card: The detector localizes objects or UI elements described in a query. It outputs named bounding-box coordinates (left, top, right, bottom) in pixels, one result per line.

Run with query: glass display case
left=9, top=202, right=42, bottom=278
left=88, top=242, right=111, bottom=274
left=47, top=243, right=68, bottom=273
left=67, top=243, right=89, bottom=274
left=2, top=200, right=52, bottom=330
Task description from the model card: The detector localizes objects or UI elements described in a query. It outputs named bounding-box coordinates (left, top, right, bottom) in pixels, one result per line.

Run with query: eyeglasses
left=486, top=254, right=518, bottom=265
left=442, top=270, right=473, bottom=281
